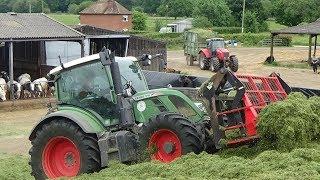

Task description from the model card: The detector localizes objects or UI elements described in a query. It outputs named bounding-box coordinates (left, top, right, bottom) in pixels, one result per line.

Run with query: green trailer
left=184, top=31, right=207, bottom=66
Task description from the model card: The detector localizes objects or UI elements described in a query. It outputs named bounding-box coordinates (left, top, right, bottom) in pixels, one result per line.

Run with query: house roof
left=80, top=0, right=132, bottom=15
left=0, top=13, right=84, bottom=41
left=272, top=20, right=320, bottom=35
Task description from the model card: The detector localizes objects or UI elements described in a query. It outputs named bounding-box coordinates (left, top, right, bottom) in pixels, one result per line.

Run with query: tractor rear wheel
left=29, top=119, right=101, bottom=179
left=209, top=57, right=221, bottom=72
left=186, top=55, right=194, bottom=66
left=140, top=113, right=203, bottom=163
left=229, top=56, right=239, bottom=72
left=198, top=53, right=209, bottom=70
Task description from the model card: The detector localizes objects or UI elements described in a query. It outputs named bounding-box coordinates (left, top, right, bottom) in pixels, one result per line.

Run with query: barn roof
left=0, top=13, right=84, bottom=41
left=272, top=19, right=320, bottom=35
left=80, top=0, right=132, bottom=15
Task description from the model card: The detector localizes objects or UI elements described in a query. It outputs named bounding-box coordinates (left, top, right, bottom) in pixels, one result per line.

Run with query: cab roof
left=49, top=54, right=137, bottom=75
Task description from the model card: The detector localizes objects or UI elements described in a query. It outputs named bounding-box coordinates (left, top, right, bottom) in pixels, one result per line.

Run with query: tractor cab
left=206, top=38, right=225, bottom=51
left=49, top=54, right=149, bottom=125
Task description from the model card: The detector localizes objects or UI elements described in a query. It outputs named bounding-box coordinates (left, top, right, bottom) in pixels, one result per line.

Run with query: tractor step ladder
left=221, top=74, right=288, bottom=147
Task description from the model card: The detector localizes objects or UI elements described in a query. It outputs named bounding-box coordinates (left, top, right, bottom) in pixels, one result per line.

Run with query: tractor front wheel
left=229, top=56, right=239, bottom=72
left=29, top=119, right=101, bottom=179
left=209, top=57, right=221, bottom=72
left=198, top=53, right=209, bottom=70
left=140, top=113, right=203, bottom=163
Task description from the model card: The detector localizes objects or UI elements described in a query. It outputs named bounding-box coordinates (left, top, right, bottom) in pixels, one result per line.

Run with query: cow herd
left=0, top=71, right=54, bottom=102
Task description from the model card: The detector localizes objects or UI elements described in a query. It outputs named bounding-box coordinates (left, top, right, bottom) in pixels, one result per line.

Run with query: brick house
left=80, top=0, right=132, bottom=31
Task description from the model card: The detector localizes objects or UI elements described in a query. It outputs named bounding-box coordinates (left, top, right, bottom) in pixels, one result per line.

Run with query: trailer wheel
left=29, top=119, right=101, bottom=179
left=186, top=55, right=194, bottom=66
left=229, top=56, right=239, bottom=72
left=198, top=53, right=209, bottom=70
left=209, top=57, right=221, bottom=72
left=140, top=113, right=203, bottom=163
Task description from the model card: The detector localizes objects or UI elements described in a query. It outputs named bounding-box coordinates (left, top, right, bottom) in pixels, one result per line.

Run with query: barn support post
left=308, top=35, right=313, bottom=63
left=80, top=39, right=85, bottom=58
left=314, top=35, right=317, bottom=58
left=124, top=38, right=129, bottom=57
left=270, top=34, right=275, bottom=58
left=9, top=40, right=14, bottom=101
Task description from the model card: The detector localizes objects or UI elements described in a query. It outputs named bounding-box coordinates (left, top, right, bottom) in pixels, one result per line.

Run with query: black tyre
left=140, top=112, right=203, bottom=162
left=186, top=55, right=194, bottom=66
left=29, top=119, right=101, bottom=179
left=229, top=56, right=239, bottom=72
left=209, top=57, right=221, bottom=72
left=198, top=53, right=209, bottom=70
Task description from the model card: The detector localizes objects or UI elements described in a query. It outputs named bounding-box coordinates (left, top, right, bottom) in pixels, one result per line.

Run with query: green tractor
left=29, top=48, right=290, bottom=179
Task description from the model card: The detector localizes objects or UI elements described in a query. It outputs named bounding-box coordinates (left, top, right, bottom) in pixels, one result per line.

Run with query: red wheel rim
left=148, top=129, right=182, bottom=163
left=42, top=136, right=81, bottom=178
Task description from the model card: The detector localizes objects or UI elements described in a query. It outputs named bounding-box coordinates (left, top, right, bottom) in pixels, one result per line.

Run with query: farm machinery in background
left=29, top=48, right=320, bottom=179
left=184, top=31, right=239, bottom=72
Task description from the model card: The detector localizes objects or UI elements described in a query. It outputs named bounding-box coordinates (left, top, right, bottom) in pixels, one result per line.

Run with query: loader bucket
left=226, top=74, right=288, bottom=147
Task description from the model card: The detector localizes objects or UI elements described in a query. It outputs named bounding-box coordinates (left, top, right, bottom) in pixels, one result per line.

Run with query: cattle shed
left=0, top=12, right=85, bottom=84
left=74, top=25, right=167, bottom=71
left=268, top=19, right=320, bottom=63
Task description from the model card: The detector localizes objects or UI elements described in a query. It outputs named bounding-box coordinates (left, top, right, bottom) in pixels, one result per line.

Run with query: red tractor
left=184, top=32, right=239, bottom=72
left=198, top=38, right=239, bottom=72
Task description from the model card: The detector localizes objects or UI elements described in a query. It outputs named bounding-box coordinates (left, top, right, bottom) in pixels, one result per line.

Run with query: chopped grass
left=48, top=13, right=80, bottom=25
left=258, top=93, right=320, bottom=151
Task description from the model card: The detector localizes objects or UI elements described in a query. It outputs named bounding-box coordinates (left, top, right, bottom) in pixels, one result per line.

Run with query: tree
left=12, top=0, right=29, bottom=13
left=137, top=0, right=161, bottom=14
left=193, top=0, right=233, bottom=27
left=193, top=16, right=213, bottom=28
left=77, top=1, right=93, bottom=13
left=244, top=11, right=259, bottom=33
left=226, top=0, right=268, bottom=26
left=157, top=0, right=193, bottom=19
left=273, top=0, right=320, bottom=26
left=0, top=0, right=15, bottom=13
left=132, top=10, right=147, bottom=31
left=68, top=3, right=79, bottom=14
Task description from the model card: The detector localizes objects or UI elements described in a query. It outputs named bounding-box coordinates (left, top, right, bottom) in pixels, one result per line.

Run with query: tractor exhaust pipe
left=100, top=48, right=135, bottom=128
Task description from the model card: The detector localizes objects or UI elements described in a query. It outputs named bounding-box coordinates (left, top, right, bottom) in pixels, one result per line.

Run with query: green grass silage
left=258, top=93, right=320, bottom=151
left=1, top=93, right=320, bottom=179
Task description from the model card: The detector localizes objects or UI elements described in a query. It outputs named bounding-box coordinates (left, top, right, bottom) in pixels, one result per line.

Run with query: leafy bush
left=154, top=19, right=164, bottom=32
left=258, top=93, right=320, bottom=151
left=193, top=16, right=213, bottom=28
left=278, top=35, right=292, bottom=46
left=220, top=33, right=270, bottom=46
left=133, top=11, right=148, bottom=31
left=213, top=27, right=242, bottom=34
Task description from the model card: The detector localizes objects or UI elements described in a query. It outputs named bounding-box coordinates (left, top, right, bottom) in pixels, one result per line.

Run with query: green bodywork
left=46, top=56, right=205, bottom=134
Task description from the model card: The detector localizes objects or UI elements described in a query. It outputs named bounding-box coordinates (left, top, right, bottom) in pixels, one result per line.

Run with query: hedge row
left=128, top=31, right=292, bottom=49
left=213, top=27, right=242, bottom=34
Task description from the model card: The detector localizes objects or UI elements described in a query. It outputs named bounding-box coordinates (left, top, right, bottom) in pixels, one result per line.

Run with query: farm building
left=0, top=12, right=86, bottom=82
left=161, top=19, right=193, bottom=33
left=80, top=0, right=132, bottom=31
left=74, top=25, right=167, bottom=72
left=0, top=13, right=167, bottom=84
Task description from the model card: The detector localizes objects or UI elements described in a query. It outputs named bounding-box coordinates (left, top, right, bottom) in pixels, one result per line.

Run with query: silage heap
left=258, top=92, right=320, bottom=150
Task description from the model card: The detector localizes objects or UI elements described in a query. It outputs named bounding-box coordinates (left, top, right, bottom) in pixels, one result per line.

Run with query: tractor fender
left=29, top=110, right=105, bottom=140
left=199, top=49, right=212, bottom=59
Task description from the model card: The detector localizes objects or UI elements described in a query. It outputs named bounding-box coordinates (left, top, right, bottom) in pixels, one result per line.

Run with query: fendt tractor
left=29, top=48, right=320, bottom=179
